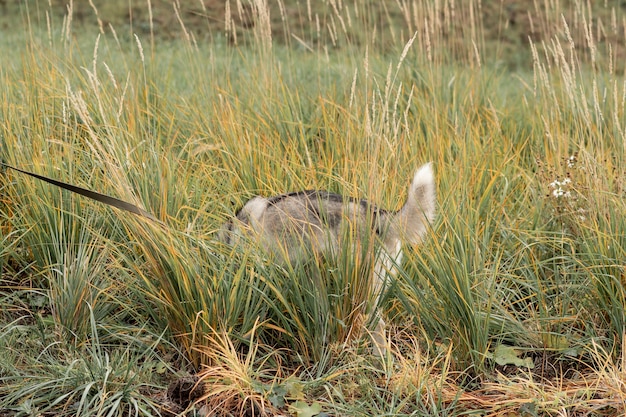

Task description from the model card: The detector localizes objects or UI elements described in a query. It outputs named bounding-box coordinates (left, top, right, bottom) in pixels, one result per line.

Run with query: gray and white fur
left=219, top=163, right=436, bottom=356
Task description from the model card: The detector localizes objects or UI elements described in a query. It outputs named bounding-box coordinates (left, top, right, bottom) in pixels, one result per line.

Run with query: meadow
left=1, top=1, right=625, bottom=416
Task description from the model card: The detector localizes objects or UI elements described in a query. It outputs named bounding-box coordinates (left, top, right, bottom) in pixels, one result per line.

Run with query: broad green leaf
left=488, top=345, right=534, bottom=369
left=290, top=401, right=322, bottom=417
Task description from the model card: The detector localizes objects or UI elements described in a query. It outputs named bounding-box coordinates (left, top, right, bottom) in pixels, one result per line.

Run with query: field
left=1, top=1, right=626, bottom=416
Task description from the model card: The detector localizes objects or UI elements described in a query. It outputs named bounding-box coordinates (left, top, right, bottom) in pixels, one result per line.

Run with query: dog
left=219, top=163, right=436, bottom=356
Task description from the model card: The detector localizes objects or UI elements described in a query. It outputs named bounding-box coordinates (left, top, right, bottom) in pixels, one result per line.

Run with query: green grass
left=1, top=1, right=626, bottom=416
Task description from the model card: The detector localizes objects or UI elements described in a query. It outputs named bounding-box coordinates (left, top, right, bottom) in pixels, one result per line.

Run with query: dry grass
left=1, top=1, right=625, bottom=416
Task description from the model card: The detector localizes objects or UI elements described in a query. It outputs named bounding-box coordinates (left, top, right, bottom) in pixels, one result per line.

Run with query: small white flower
left=567, top=155, right=576, bottom=168
left=549, top=178, right=571, bottom=195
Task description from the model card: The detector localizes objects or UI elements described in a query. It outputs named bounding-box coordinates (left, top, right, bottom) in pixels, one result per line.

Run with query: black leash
left=1, top=162, right=161, bottom=224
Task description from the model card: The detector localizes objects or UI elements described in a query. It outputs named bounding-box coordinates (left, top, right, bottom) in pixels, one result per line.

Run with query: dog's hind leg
left=371, top=316, right=388, bottom=358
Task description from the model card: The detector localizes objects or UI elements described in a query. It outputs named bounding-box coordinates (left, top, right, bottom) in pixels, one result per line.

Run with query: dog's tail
left=393, top=163, right=436, bottom=244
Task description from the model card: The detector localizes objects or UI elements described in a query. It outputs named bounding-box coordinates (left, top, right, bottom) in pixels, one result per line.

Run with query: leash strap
left=1, top=162, right=160, bottom=223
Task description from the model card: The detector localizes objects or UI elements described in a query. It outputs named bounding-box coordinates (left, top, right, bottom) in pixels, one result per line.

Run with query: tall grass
left=1, top=0, right=625, bottom=415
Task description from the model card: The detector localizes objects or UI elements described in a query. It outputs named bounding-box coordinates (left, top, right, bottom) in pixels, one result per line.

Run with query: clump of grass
left=121, top=220, right=273, bottom=368
left=0, top=305, right=171, bottom=417
left=191, top=326, right=302, bottom=417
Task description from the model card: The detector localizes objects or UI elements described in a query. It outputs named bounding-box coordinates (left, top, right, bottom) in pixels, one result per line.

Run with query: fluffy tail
left=394, top=163, right=436, bottom=244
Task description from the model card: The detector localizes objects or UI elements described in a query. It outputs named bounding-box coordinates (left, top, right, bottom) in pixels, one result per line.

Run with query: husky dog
left=220, top=164, right=436, bottom=356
